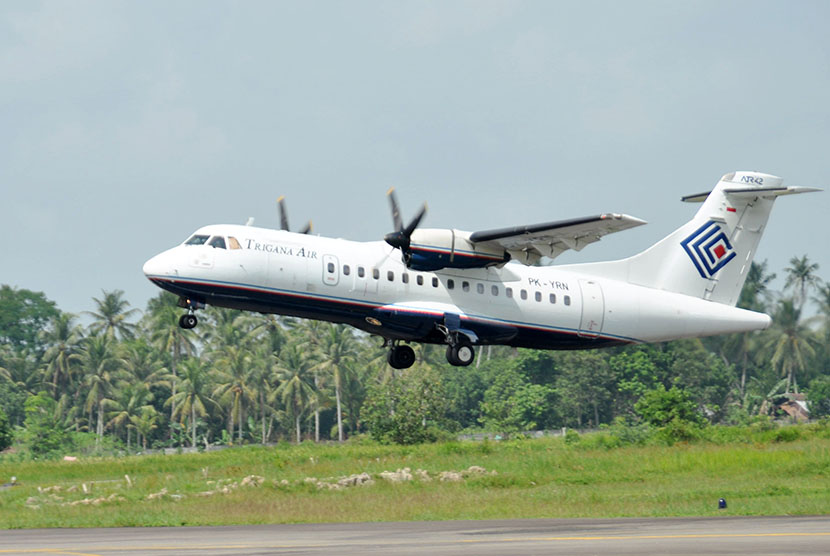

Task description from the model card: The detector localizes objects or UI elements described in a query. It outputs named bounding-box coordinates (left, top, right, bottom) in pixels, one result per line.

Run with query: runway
left=2, top=516, right=829, bottom=555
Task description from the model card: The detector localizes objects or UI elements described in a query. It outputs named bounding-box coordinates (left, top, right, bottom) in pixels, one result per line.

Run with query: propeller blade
left=277, top=197, right=290, bottom=231
left=299, top=220, right=313, bottom=235
left=403, top=203, right=427, bottom=237
left=387, top=187, right=403, bottom=232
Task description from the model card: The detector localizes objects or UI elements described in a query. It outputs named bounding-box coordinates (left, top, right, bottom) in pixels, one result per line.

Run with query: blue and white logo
left=681, top=221, right=736, bottom=279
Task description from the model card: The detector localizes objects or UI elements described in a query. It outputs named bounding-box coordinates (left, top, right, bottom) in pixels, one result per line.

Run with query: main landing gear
left=446, top=336, right=475, bottom=367
left=387, top=343, right=416, bottom=369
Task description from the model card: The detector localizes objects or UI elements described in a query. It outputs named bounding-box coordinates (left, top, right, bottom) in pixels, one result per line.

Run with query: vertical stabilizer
left=568, top=172, right=819, bottom=306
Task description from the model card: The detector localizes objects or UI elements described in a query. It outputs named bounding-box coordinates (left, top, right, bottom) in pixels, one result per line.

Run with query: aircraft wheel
left=179, top=314, right=198, bottom=330
left=446, top=339, right=475, bottom=367
left=387, top=345, right=416, bottom=369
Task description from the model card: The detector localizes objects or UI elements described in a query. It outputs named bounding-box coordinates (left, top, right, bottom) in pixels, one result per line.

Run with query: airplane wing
left=469, top=213, right=647, bottom=263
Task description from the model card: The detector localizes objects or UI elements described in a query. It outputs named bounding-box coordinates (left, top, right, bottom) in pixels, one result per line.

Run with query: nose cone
left=143, top=250, right=177, bottom=279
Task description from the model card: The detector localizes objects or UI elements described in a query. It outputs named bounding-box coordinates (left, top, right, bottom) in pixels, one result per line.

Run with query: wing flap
left=470, top=213, right=646, bottom=263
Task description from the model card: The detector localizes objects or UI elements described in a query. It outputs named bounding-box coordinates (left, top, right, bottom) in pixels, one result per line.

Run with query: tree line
left=1, top=255, right=829, bottom=455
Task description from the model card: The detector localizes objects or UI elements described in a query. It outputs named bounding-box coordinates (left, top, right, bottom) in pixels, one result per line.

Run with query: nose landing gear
left=178, top=313, right=198, bottom=330
left=177, top=297, right=203, bottom=330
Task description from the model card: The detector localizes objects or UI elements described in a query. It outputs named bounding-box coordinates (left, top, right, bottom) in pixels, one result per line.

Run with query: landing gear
left=446, top=337, right=475, bottom=367
left=387, top=343, right=416, bottom=369
left=178, top=313, right=198, bottom=330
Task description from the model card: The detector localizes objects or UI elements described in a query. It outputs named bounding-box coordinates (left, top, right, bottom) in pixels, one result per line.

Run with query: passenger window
left=373, top=268, right=379, bottom=280
left=387, top=271, right=394, bottom=282
left=432, top=277, right=439, bottom=287
left=477, top=283, right=484, bottom=294
left=228, top=236, right=242, bottom=250
left=417, top=275, right=424, bottom=286
left=447, top=279, right=455, bottom=290
left=564, top=295, right=571, bottom=306
left=208, top=236, right=226, bottom=249
left=402, top=273, right=409, bottom=284
left=520, top=289, right=528, bottom=300
left=358, top=266, right=365, bottom=278
left=462, top=281, right=470, bottom=292
left=327, top=262, right=335, bottom=273
left=549, top=293, right=556, bottom=304
left=491, top=285, right=499, bottom=296
left=343, top=265, right=350, bottom=276
left=506, top=287, right=513, bottom=298
left=535, top=291, right=542, bottom=302
left=185, top=234, right=210, bottom=245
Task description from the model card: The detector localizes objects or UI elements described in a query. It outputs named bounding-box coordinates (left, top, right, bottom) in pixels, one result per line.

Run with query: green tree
left=807, top=376, right=830, bottom=418
left=480, top=368, right=554, bottom=433
left=0, top=285, right=59, bottom=351
left=635, top=385, right=704, bottom=443
left=0, top=407, right=12, bottom=451
left=23, top=391, right=68, bottom=458
left=40, top=312, right=83, bottom=396
left=363, top=365, right=447, bottom=444
left=212, top=345, right=255, bottom=443
left=79, top=334, right=121, bottom=444
left=554, top=351, right=614, bottom=427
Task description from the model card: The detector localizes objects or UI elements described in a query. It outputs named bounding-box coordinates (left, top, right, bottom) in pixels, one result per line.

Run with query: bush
left=635, top=385, right=705, bottom=445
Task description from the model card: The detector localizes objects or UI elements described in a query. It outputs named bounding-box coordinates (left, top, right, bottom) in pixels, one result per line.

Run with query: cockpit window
left=228, top=236, right=242, bottom=250
left=208, top=236, right=227, bottom=249
left=185, top=234, right=210, bottom=246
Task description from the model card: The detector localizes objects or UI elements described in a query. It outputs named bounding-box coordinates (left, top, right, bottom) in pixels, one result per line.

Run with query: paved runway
left=2, top=516, right=829, bottom=555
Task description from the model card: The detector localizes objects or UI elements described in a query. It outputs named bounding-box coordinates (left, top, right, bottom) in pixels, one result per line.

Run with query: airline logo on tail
left=681, top=221, right=736, bottom=278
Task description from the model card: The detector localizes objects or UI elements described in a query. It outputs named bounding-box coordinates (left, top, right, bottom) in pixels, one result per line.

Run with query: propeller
left=384, top=188, right=427, bottom=253
left=277, top=196, right=313, bottom=234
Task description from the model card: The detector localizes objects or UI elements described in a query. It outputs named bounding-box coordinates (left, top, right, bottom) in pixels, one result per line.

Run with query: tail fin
left=570, top=171, right=819, bottom=306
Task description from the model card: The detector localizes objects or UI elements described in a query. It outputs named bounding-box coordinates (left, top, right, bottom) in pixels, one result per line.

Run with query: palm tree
left=763, top=298, right=817, bottom=393
left=274, top=341, right=316, bottom=443
left=314, top=324, right=360, bottom=441
left=212, top=345, right=255, bottom=443
left=107, top=382, right=154, bottom=450
left=79, top=334, right=121, bottom=444
left=87, top=290, right=139, bottom=340
left=144, top=292, right=196, bottom=424
left=169, top=357, right=217, bottom=447
left=130, top=407, right=159, bottom=450
left=784, top=255, right=821, bottom=310
left=248, top=344, right=280, bottom=444
left=0, top=347, right=43, bottom=396
left=39, top=312, right=83, bottom=396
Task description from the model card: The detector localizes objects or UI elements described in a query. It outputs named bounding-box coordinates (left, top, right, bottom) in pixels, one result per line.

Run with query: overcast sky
left=2, top=1, right=828, bottom=318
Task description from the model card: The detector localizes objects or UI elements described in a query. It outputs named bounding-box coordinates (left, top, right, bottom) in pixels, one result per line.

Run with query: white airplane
left=143, top=171, right=818, bottom=369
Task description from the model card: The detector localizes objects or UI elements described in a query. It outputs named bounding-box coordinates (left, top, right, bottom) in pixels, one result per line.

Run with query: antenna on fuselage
left=245, top=217, right=255, bottom=226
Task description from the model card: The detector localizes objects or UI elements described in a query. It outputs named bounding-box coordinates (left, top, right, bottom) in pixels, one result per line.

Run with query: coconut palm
left=144, top=292, right=196, bottom=423
left=169, top=357, right=217, bottom=447
left=784, top=255, right=821, bottom=310
left=212, top=345, right=255, bottom=443
left=274, top=341, right=316, bottom=443
left=107, top=382, right=154, bottom=450
left=314, top=324, right=360, bottom=441
left=130, top=407, right=159, bottom=450
left=79, top=334, right=121, bottom=444
left=87, top=290, right=139, bottom=340
left=39, top=312, right=83, bottom=396
left=763, top=298, right=817, bottom=393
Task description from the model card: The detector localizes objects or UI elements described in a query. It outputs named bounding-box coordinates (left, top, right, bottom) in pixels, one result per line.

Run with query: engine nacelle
left=405, top=228, right=509, bottom=271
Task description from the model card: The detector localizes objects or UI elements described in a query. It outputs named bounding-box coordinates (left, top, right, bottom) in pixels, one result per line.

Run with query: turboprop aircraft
left=143, top=171, right=819, bottom=369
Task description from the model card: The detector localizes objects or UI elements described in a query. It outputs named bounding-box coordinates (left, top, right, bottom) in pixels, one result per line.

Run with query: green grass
left=2, top=433, right=830, bottom=528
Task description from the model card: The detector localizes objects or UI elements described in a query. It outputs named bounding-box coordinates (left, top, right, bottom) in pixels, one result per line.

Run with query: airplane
left=143, top=171, right=819, bottom=369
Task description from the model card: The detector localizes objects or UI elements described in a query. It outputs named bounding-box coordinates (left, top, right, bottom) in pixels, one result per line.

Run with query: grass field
left=2, top=429, right=829, bottom=528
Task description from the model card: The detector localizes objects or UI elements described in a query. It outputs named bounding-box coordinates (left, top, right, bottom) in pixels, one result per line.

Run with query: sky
left=1, top=1, right=829, bottom=318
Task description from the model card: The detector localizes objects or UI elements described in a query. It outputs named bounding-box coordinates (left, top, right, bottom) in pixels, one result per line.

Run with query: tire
left=387, top=345, right=416, bottom=369
left=446, top=339, right=475, bottom=367
left=179, top=314, right=198, bottom=329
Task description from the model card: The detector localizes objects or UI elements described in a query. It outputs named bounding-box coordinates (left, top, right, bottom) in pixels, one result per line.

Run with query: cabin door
left=577, top=279, right=604, bottom=338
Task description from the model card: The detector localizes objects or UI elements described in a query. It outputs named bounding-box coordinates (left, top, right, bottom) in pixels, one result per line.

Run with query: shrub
left=0, top=408, right=11, bottom=451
